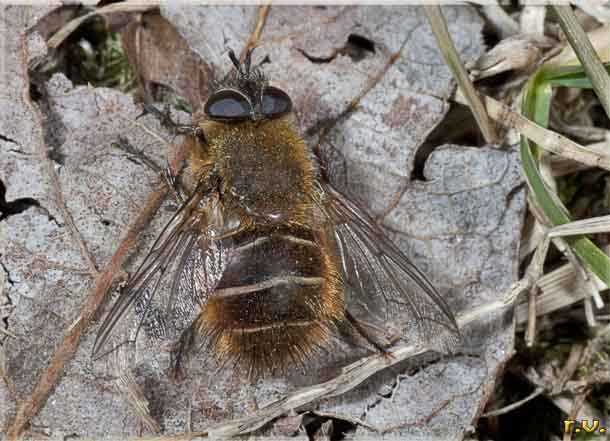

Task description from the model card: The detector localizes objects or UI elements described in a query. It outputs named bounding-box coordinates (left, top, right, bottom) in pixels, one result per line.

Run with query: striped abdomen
left=197, top=225, right=343, bottom=373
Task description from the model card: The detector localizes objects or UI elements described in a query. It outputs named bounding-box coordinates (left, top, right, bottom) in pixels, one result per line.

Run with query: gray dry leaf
left=0, top=5, right=525, bottom=439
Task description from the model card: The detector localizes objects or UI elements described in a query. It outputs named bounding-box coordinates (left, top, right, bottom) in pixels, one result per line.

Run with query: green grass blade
left=520, top=62, right=610, bottom=287
left=521, top=136, right=610, bottom=286
left=544, top=62, right=610, bottom=89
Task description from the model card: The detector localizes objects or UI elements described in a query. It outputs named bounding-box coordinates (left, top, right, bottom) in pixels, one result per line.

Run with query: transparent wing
left=320, top=183, right=460, bottom=351
left=168, top=233, right=226, bottom=337
left=92, top=186, right=221, bottom=359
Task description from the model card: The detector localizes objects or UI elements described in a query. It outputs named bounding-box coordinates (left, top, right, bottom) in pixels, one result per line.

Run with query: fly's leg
left=113, top=135, right=186, bottom=203
left=169, top=327, right=193, bottom=383
left=169, top=320, right=201, bottom=383
left=344, top=310, right=393, bottom=359
left=112, top=135, right=163, bottom=175
left=136, top=104, right=210, bottom=204
left=139, top=104, right=207, bottom=145
left=161, top=166, right=186, bottom=204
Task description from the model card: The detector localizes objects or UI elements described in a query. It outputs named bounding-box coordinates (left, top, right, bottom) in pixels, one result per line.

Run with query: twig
left=240, top=5, right=271, bottom=60
left=380, top=399, right=450, bottom=433
left=424, top=5, right=497, bottom=143
left=481, top=387, right=545, bottom=418
left=526, top=286, right=538, bottom=347
left=552, top=5, right=610, bottom=119
left=523, top=224, right=552, bottom=347
left=0, top=326, right=17, bottom=339
left=5, top=115, right=187, bottom=441
left=553, top=344, right=585, bottom=395
left=454, top=91, right=610, bottom=171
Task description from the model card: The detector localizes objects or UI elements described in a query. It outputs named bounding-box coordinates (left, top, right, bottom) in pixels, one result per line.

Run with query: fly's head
left=204, top=48, right=292, bottom=123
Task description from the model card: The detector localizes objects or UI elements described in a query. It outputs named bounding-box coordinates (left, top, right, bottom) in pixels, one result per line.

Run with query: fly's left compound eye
left=205, top=89, right=252, bottom=121
left=261, top=86, right=292, bottom=118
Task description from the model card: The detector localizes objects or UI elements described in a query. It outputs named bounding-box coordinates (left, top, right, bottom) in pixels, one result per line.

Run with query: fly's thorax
left=181, top=135, right=215, bottom=195
left=199, top=116, right=317, bottom=226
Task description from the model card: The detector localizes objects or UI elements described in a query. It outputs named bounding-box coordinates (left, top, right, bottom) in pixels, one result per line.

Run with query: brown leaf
left=121, top=11, right=213, bottom=108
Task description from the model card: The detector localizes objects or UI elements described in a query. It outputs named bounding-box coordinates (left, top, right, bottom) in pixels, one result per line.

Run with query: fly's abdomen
left=198, top=225, right=343, bottom=373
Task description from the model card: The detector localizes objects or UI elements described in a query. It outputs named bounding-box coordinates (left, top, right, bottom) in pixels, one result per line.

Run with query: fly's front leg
left=139, top=104, right=207, bottom=145
left=112, top=136, right=186, bottom=204
left=137, top=104, right=210, bottom=204
left=112, top=135, right=163, bottom=175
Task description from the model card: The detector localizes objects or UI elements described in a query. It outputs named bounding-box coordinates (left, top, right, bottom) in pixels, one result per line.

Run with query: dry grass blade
left=520, top=5, right=546, bottom=37
left=552, top=5, right=610, bottom=118
left=0, top=326, right=17, bottom=339
left=548, top=215, right=610, bottom=237
left=47, top=2, right=159, bottom=49
left=549, top=141, right=610, bottom=176
left=515, top=263, right=608, bottom=325
left=455, top=91, right=610, bottom=171
left=479, top=5, right=519, bottom=39
left=520, top=222, right=553, bottom=346
left=546, top=24, right=610, bottom=67
left=424, top=5, right=497, bottom=143
left=471, top=37, right=542, bottom=80
left=115, top=370, right=161, bottom=433
left=481, top=387, right=545, bottom=418
left=527, top=196, right=606, bottom=313
left=573, top=0, right=610, bottom=23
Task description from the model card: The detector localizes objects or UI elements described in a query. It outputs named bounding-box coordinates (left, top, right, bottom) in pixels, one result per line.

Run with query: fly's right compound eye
left=261, top=86, right=292, bottom=119
left=205, top=89, right=252, bottom=121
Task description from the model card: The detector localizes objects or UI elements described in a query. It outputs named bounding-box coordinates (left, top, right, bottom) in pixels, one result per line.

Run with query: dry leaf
left=0, top=5, right=525, bottom=439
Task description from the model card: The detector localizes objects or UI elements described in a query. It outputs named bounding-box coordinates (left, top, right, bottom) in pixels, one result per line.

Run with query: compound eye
left=262, top=86, right=292, bottom=118
left=205, top=89, right=252, bottom=120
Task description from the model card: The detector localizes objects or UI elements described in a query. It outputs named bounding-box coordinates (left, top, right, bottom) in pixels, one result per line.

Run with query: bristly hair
left=221, top=48, right=269, bottom=104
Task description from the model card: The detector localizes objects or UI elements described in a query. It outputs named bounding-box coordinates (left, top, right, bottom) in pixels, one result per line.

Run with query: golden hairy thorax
left=185, top=116, right=317, bottom=227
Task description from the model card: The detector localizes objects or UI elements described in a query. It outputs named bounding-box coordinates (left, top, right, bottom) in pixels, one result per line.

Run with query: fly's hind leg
left=344, top=310, right=395, bottom=360
left=169, top=320, right=201, bottom=383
